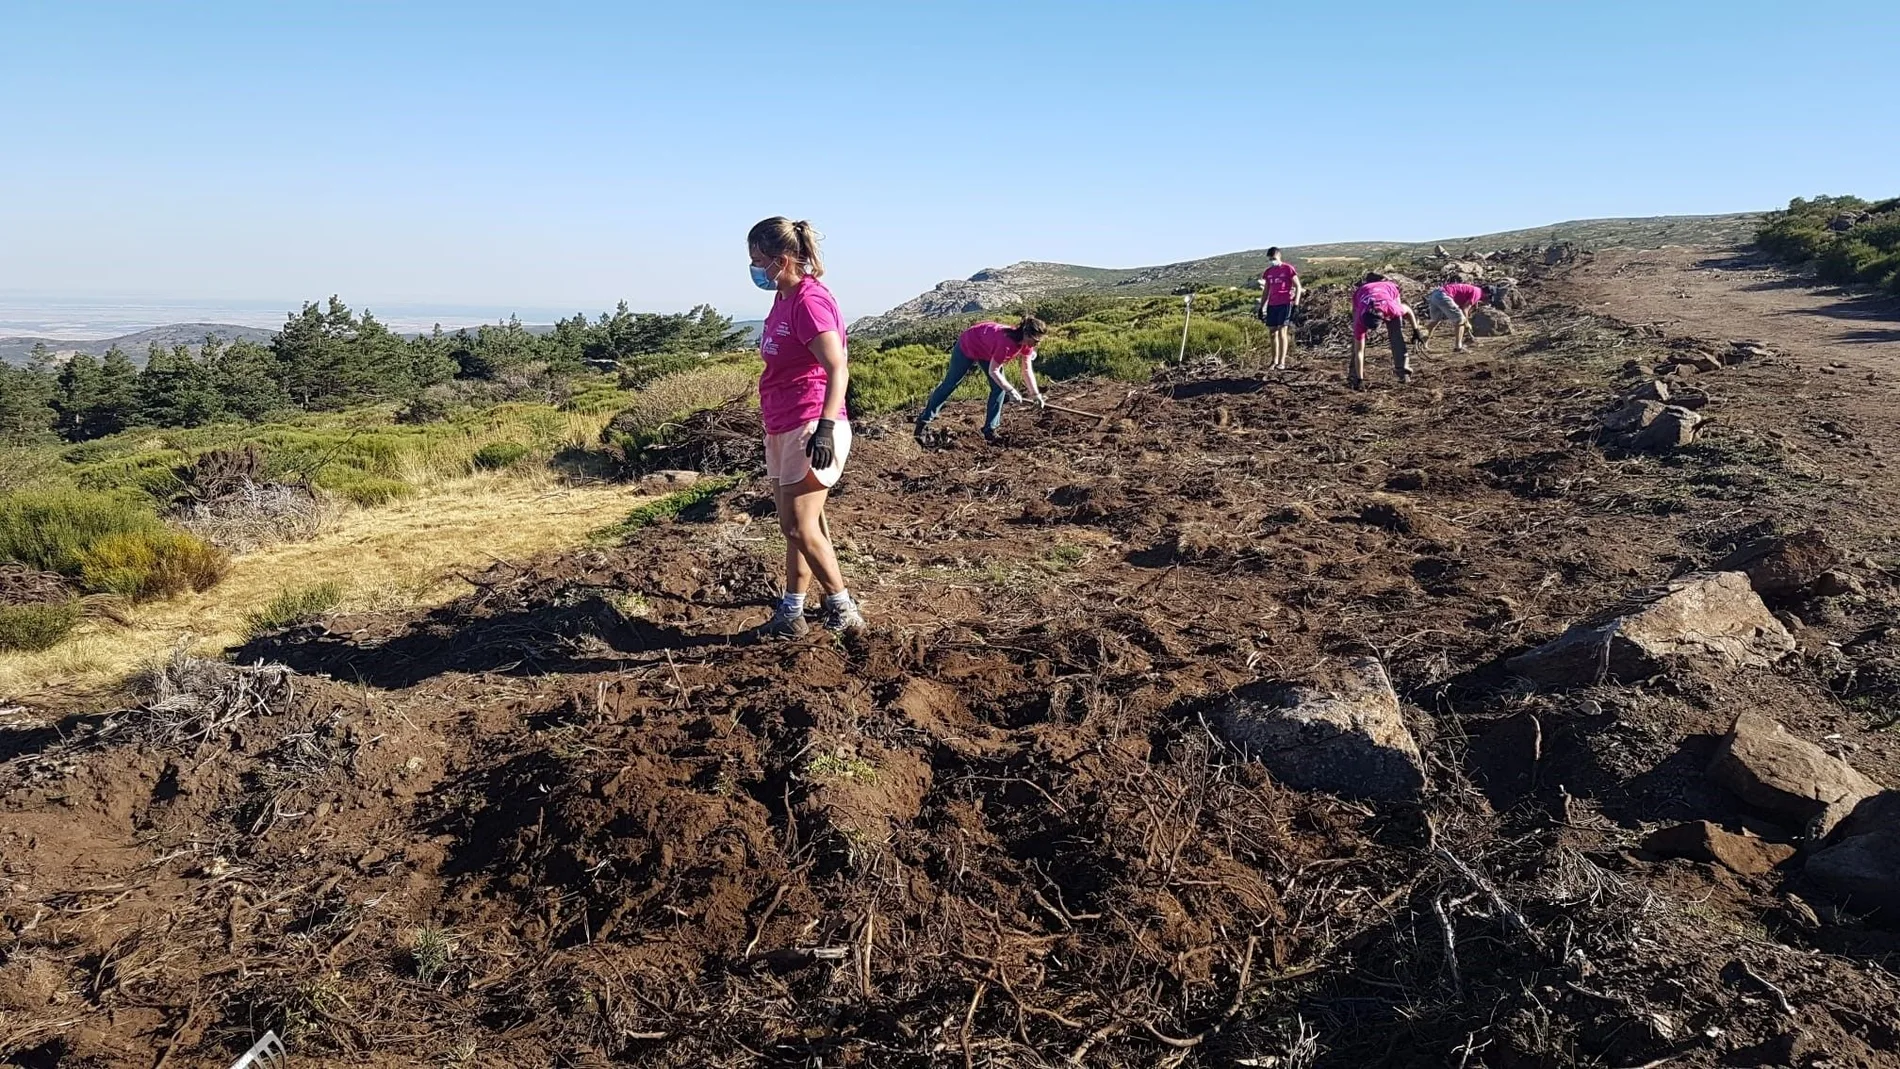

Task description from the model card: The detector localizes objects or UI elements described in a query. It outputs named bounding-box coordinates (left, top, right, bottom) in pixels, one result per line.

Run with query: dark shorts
left=1262, top=303, right=1294, bottom=328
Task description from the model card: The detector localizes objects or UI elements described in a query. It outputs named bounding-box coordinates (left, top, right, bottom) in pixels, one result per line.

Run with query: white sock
left=779, top=592, right=807, bottom=614
left=823, top=590, right=854, bottom=610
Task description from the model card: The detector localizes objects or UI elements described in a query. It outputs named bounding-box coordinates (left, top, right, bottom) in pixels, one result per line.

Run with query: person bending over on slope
left=1258, top=248, right=1303, bottom=370
left=1422, top=280, right=1487, bottom=353
left=913, top=316, right=1047, bottom=445
left=1349, top=273, right=1421, bottom=389
left=748, top=216, right=866, bottom=637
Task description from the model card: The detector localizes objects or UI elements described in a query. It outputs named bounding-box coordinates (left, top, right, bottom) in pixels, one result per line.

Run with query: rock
left=1640, top=820, right=1796, bottom=875
left=1544, top=243, right=1577, bottom=266
left=1678, top=354, right=1725, bottom=374
left=1629, top=406, right=1703, bottom=452
left=1628, top=379, right=1671, bottom=403
left=1213, top=657, right=1425, bottom=801
left=1727, top=340, right=1774, bottom=364
left=640, top=469, right=703, bottom=487
left=1506, top=571, right=1794, bottom=686
left=1489, top=277, right=1524, bottom=310
left=1709, top=712, right=1880, bottom=836
left=1813, top=570, right=1864, bottom=598
left=1601, top=398, right=1666, bottom=433
left=1827, top=211, right=1868, bottom=232
left=1806, top=826, right=1900, bottom=914
left=1715, top=530, right=1840, bottom=600
left=1433, top=244, right=1450, bottom=258
left=1442, top=260, right=1485, bottom=282
left=1470, top=306, right=1513, bottom=337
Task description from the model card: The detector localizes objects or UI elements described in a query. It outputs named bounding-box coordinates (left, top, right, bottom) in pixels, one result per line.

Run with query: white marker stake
left=1176, top=292, right=1193, bottom=364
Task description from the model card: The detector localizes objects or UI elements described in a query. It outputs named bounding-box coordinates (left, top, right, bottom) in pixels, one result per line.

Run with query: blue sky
left=2, top=0, right=1894, bottom=323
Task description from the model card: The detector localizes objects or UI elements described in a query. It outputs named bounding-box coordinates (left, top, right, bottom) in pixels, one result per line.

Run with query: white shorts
left=764, top=420, right=852, bottom=487
left=1426, top=288, right=1466, bottom=324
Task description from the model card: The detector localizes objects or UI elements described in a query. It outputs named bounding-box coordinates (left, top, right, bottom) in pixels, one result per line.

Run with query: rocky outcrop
left=1506, top=572, right=1793, bottom=685
left=1470, top=307, right=1513, bottom=337
left=1708, top=713, right=1880, bottom=836
left=1213, top=658, right=1425, bottom=801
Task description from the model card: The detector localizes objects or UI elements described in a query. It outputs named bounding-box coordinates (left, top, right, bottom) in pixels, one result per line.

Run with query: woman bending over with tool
left=748, top=216, right=865, bottom=636
left=913, top=316, right=1047, bottom=445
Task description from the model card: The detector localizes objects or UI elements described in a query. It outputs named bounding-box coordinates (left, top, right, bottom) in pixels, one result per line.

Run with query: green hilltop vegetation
left=1755, top=194, right=1900, bottom=295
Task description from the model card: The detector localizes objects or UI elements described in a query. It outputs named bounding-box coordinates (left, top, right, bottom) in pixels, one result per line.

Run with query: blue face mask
left=749, top=264, right=776, bottom=290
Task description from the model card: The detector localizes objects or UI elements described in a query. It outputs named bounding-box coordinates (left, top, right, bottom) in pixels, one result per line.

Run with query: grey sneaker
left=823, top=598, right=867, bottom=633
left=762, top=604, right=810, bottom=638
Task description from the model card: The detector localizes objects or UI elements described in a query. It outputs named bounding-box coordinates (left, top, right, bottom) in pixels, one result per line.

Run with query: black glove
left=806, top=419, right=837, bottom=470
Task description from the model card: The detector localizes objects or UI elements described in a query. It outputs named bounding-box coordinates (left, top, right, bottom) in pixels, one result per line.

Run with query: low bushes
left=243, top=580, right=344, bottom=638
left=591, top=475, right=742, bottom=543
left=314, top=469, right=416, bottom=507
left=1756, top=194, right=1900, bottom=295
left=0, top=489, right=165, bottom=575
left=76, top=529, right=230, bottom=601
left=601, top=362, right=760, bottom=457
left=0, top=599, right=83, bottom=651
left=473, top=441, right=532, bottom=470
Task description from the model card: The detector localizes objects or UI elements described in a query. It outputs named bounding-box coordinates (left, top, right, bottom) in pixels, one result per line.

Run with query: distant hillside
left=0, top=322, right=277, bottom=366
left=851, top=212, right=1761, bottom=335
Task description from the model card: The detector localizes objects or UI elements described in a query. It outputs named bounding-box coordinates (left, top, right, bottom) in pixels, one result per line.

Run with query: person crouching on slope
left=1258, top=247, right=1302, bottom=370
left=913, top=316, right=1048, bottom=445
left=748, top=216, right=865, bottom=637
left=1349, top=273, right=1422, bottom=389
left=1422, top=280, right=1487, bottom=353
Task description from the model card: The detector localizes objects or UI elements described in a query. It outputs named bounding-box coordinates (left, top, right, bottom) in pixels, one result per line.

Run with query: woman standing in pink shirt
left=1348, top=273, right=1422, bottom=389
left=912, top=316, right=1047, bottom=445
left=747, top=216, right=865, bottom=637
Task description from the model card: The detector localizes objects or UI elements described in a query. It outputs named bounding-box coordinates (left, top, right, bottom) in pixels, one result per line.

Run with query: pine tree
left=0, top=363, right=56, bottom=445
left=210, top=338, right=289, bottom=420
left=94, top=346, right=140, bottom=435
left=52, top=351, right=104, bottom=439
left=137, top=344, right=223, bottom=427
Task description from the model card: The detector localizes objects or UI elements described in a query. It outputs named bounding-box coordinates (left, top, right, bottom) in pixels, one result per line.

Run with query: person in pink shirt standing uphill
left=912, top=316, right=1047, bottom=445
left=1257, top=247, right=1302, bottom=370
left=748, top=216, right=866, bottom=637
left=1422, top=280, right=1487, bottom=353
left=1348, top=273, right=1422, bottom=389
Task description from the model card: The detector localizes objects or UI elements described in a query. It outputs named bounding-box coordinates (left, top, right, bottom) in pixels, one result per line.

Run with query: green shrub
left=472, top=441, right=532, bottom=470
left=314, top=468, right=417, bottom=507
left=76, top=528, right=229, bottom=601
left=0, top=599, right=83, bottom=651
left=591, top=475, right=742, bottom=543
left=848, top=344, right=968, bottom=416
left=601, top=362, right=760, bottom=456
left=0, top=489, right=165, bottom=575
left=243, top=580, right=345, bottom=638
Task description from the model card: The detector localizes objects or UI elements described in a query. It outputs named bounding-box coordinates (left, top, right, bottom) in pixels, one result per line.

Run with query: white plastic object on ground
left=228, top=1031, right=287, bottom=1069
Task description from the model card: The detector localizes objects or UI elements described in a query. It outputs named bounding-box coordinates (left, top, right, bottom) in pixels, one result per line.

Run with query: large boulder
left=1708, top=713, right=1881, bottom=836
left=1505, top=571, right=1793, bottom=686
left=1601, top=398, right=1666, bottom=434
left=1629, top=406, right=1704, bottom=452
left=1714, top=529, right=1841, bottom=601
left=1806, top=826, right=1900, bottom=915
left=1442, top=260, right=1486, bottom=282
left=1489, top=277, right=1524, bottom=310
left=1213, top=658, right=1425, bottom=801
left=1470, top=306, right=1513, bottom=337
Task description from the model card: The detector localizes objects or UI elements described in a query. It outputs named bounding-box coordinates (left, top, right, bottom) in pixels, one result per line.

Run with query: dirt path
left=1563, top=245, right=1900, bottom=372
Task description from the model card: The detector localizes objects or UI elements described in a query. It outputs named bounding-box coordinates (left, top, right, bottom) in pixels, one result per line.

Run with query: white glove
left=1034, top=393, right=1047, bottom=409
left=1008, top=388, right=1024, bottom=403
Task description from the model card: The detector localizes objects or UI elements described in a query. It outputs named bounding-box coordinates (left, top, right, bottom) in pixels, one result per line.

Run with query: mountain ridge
left=850, top=212, right=1762, bottom=335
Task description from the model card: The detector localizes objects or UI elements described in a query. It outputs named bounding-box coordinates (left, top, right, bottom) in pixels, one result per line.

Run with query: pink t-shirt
left=958, top=321, right=1036, bottom=365
left=759, top=276, right=848, bottom=434
left=1262, top=262, right=1298, bottom=305
left=1442, top=282, right=1484, bottom=309
left=1352, top=281, right=1404, bottom=341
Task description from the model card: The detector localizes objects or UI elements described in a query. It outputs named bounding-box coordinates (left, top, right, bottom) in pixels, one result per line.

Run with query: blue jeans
left=918, top=344, right=1008, bottom=433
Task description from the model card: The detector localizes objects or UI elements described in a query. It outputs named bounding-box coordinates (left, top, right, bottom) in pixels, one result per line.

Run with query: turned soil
left=5, top=247, right=1900, bottom=1068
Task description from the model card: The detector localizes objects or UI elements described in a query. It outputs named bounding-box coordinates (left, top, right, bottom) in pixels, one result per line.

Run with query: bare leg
left=1348, top=340, right=1366, bottom=387
left=776, top=474, right=845, bottom=598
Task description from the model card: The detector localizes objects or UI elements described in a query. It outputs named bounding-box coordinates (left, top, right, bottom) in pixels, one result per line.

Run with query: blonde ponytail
left=747, top=216, right=825, bottom=279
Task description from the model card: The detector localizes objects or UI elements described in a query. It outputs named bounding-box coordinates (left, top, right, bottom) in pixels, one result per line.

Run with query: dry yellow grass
left=0, top=472, right=646, bottom=702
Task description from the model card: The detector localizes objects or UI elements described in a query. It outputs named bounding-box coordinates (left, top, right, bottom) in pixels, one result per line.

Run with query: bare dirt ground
left=6, top=248, right=1900, bottom=1068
